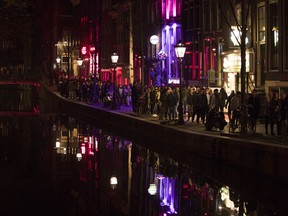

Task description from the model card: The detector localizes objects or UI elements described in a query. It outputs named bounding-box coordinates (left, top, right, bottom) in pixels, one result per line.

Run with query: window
left=270, top=2, right=279, bottom=70
left=258, top=5, right=265, bottom=42
left=285, top=1, right=288, bottom=69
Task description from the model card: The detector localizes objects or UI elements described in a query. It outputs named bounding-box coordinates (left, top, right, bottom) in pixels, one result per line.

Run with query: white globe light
left=148, top=183, right=157, bottom=195
left=110, top=176, right=118, bottom=189
left=150, top=35, right=159, bottom=45
left=55, top=140, right=60, bottom=148
left=76, top=153, right=82, bottom=161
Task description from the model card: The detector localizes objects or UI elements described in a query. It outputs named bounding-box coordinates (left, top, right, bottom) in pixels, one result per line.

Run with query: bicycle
left=229, top=105, right=256, bottom=134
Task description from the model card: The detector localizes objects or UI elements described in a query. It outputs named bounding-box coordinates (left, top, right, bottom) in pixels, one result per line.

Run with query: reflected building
left=51, top=114, right=281, bottom=215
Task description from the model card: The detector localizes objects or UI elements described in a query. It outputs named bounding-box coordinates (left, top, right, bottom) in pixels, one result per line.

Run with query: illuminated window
left=270, top=2, right=279, bottom=70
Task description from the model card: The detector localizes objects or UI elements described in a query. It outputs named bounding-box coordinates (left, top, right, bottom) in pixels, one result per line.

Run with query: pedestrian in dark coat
left=219, top=87, right=228, bottom=112
left=186, top=87, right=196, bottom=122
left=247, top=89, right=261, bottom=129
left=265, top=91, right=278, bottom=136
left=196, top=88, right=208, bottom=124
left=159, top=87, right=168, bottom=120
left=225, top=90, right=235, bottom=121
left=132, top=82, right=139, bottom=112
left=167, top=87, right=177, bottom=120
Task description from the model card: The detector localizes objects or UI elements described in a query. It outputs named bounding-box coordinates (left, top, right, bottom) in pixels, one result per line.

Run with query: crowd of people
left=53, top=74, right=288, bottom=138
left=1, top=65, right=286, bottom=139
left=264, top=90, right=288, bottom=137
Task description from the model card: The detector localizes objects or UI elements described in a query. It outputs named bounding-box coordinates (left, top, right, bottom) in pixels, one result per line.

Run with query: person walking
left=225, top=90, right=235, bottom=122
left=219, top=87, right=228, bottom=112
left=196, top=88, right=208, bottom=124
left=210, top=88, right=221, bottom=112
left=279, top=92, right=288, bottom=139
left=247, top=89, right=260, bottom=130
left=274, top=92, right=281, bottom=136
left=182, top=85, right=188, bottom=115
left=132, top=82, right=139, bottom=112
left=151, top=87, right=160, bottom=116
left=122, top=85, right=128, bottom=106
left=159, top=87, right=168, bottom=121
left=230, top=91, right=241, bottom=130
left=186, top=87, right=196, bottom=122
left=167, top=87, right=178, bottom=120
left=206, top=88, right=212, bottom=110
left=173, top=87, right=180, bottom=119
left=264, top=91, right=278, bottom=136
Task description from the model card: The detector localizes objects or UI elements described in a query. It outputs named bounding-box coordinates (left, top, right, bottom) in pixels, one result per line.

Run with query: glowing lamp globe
left=174, top=42, right=186, bottom=59
left=110, top=176, right=118, bottom=189
left=56, top=57, right=61, bottom=64
left=150, top=35, right=159, bottom=45
left=76, top=153, right=82, bottom=161
left=148, top=183, right=157, bottom=195
left=111, top=53, right=119, bottom=64
left=77, top=58, right=83, bottom=66
left=55, top=140, right=60, bottom=148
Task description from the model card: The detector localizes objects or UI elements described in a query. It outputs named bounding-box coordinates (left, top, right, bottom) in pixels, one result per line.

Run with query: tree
left=217, top=0, right=252, bottom=134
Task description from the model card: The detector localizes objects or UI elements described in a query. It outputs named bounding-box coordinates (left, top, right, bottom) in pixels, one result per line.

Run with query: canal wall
left=41, top=85, right=288, bottom=183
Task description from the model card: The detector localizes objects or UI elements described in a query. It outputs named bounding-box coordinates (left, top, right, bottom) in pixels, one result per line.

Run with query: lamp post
left=77, top=58, right=83, bottom=76
left=174, top=41, right=186, bottom=125
left=150, top=35, right=159, bottom=58
left=111, top=53, right=119, bottom=110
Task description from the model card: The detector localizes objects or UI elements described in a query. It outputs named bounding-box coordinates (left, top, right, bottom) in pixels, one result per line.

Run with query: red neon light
left=81, top=143, right=86, bottom=154
left=90, top=46, right=95, bottom=52
left=81, top=46, right=87, bottom=55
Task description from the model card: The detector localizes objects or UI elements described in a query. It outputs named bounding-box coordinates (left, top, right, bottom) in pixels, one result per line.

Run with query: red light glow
left=81, top=46, right=87, bottom=55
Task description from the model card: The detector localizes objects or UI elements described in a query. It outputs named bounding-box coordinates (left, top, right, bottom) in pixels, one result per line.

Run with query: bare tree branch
left=217, top=0, right=241, bottom=46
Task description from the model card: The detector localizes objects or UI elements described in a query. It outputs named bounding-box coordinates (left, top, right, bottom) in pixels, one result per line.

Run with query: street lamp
left=77, top=58, right=83, bottom=76
left=174, top=41, right=186, bottom=125
left=110, top=175, right=118, bottom=189
left=150, top=35, right=159, bottom=58
left=148, top=183, right=157, bottom=195
left=56, top=57, right=61, bottom=64
left=76, top=152, right=82, bottom=161
left=111, top=53, right=119, bottom=110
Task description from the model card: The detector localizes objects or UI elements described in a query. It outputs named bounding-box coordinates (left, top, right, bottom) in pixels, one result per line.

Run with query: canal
left=0, top=82, right=286, bottom=215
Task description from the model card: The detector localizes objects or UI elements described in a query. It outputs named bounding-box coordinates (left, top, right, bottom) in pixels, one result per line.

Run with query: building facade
left=255, top=0, right=288, bottom=95
left=47, top=0, right=288, bottom=95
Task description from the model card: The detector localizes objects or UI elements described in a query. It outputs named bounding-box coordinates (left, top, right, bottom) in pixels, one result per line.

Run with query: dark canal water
left=0, top=83, right=286, bottom=216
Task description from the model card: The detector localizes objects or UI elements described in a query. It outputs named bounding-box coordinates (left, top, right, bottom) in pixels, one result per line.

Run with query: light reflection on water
left=51, top=113, right=282, bottom=216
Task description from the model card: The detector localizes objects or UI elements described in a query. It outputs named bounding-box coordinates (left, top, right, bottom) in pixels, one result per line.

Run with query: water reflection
left=52, top=114, right=280, bottom=216
left=0, top=82, right=39, bottom=115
